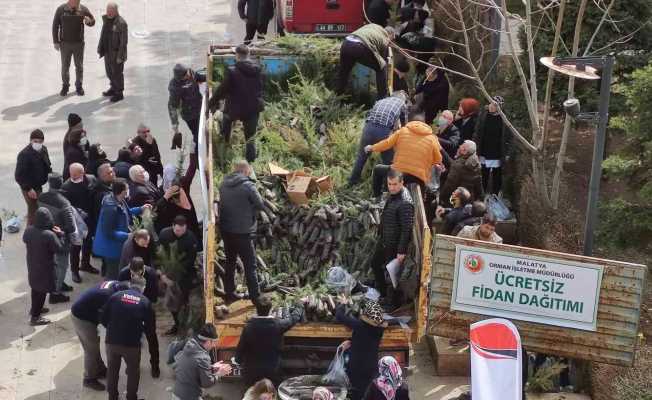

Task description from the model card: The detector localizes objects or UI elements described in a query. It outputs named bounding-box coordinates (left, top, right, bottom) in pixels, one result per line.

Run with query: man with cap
left=130, top=123, right=163, bottom=185
left=98, top=2, right=128, bottom=102
left=62, top=163, right=98, bottom=282
left=336, top=299, right=388, bottom=400
left=173, top=323, right=232, bottom=400
left=38, top=173, right=76, bottom=303
left=52, top=0, right=96, bottom=96
left=102, top=276, right=156, bottom=400
left=168, top=64, right=203, bottom=156
left=158, top=215, right=199, bottom=335
left=15, top=129, right=52, bottom=226
left=208, top=45, right=264, bottom=163
left=71, top=280, right=129, bottom=391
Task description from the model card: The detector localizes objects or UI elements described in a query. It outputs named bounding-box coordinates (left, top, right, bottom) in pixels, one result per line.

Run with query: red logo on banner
left=470, top=322, right=518, bottom=360
left=464, top=254, right=484, bottom=274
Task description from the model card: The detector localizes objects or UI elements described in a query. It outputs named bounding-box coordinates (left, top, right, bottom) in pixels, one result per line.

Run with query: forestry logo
left=464, top=254, right=484, bottom=274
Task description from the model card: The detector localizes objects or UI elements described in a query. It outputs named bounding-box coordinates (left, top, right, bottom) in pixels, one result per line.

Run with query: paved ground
left=0, top=1, right=470, bottom=399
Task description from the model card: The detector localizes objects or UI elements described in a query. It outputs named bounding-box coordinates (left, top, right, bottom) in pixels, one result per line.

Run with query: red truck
left=276, top=0, right=365, bottom=35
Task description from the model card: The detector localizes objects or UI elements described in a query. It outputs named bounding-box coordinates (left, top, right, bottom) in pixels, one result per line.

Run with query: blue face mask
left=437, top=119, right=449, bottom=129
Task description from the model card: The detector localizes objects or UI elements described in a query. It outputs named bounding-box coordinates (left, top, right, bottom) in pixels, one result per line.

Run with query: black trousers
left=244, top=20, right=270, bottom=44
left=104, top=56, right=125, bottom=93
left=482, top=165, right=502, bottom=194
left=145, top=315, right=160, bottom=367
left=372, top=164, right=425, bottom=197
left=336, top=40, right=388, bottom=100
left=184, top=117, right=200, bottom=172
left=222, top=232, right=259, bottom=300
left=70, top=235, right=93, bottom=273
left=106, top=344, right=141, bottom=400
left=30, top=290, right=47, bottom=318
left=221, top=113, right=259, bottom=162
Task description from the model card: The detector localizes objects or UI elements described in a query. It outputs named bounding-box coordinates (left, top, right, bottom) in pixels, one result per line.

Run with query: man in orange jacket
left=366, top=112, right=443, bottom=197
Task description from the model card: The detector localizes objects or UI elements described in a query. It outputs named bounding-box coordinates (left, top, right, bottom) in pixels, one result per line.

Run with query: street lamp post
left=540, top=55, right=615, bottom=256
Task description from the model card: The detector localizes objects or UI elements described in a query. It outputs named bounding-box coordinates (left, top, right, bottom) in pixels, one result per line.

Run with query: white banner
left=451, top=245, right=603, bottom=331
left=471, top=318, right=522, bottom=400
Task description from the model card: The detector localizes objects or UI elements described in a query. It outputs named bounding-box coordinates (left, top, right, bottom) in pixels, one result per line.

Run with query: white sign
left=451, top=245, right=603, bottom=331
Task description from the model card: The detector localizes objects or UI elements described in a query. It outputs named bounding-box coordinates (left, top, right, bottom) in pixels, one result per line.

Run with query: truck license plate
left=316, top=24, right=345, bottom=32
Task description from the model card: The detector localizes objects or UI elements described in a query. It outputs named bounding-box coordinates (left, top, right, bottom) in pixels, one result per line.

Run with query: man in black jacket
left=15, top=129, right=52, bottom=226
left=117, top=257, right=160, bottom=377
left=130, top=123, right=163, bottom=185
left=97, top=2, right=128, bottom=102
left=71, top=280, right=129, bottom=391
left=209, top=45, right=264, bottom=163
left=62, top=163, right=98, bottom=282
left=159, top=215, right=199, bottom=335
left=435, top=187, right=472, bottom=234
left=52, top=0, right=95, bottom=96
left=102, top=276, right=156, bottom=400
left=365, top=0, right=397, bottom=27
left=238, top=0, right=274, bottom=44
left=38, top=173, right=77, bottom=302
left=371, top=169, right=414, bottom=309
left=235, top=294, right=302, bottom=386
left=168, top=64, right=203, bottom=155
left=218, top=161, right=264, bottom=303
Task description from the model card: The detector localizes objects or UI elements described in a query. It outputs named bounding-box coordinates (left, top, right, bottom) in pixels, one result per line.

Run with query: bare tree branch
left=583, top=0, right=616, bottom=56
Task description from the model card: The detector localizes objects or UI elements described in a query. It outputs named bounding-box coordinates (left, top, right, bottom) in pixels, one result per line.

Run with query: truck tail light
left=285, top=0, right=294, bottom=21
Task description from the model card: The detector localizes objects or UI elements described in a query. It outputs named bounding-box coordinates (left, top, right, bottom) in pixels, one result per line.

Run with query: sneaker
left=72, top=272, right=82, bottom=283
left=49, top=293, right=70, bottom=304
left=40, top=307, right=50, bottom=315
left=151, top=364, right=160, bottom=378
left=61, top=283, right=74, bottom=292
left=76, top=86, right=85, bottom=96
left=83, top=379, right=106, bottom=391
left=30, top=317, right=51, bottom=326
left=110, top=93, right=124, bottom=103
left=60, top=86, right=69, bottom=96
left=164, top=326, right=178, bottom=336
left=102, top=88, right=115, bottom=97
left=80, top=264, right=100, bottom=274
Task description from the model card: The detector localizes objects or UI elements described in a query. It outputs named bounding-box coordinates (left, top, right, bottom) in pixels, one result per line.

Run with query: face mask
left=71, top=177, right=83, bottom=184
left=31, top=142, right=43, bottom=151
left=143, top=171, right=150, bottom=182
left=437, top=119, right=449, bottom=129
left=80, top=137, right=88, bottom=146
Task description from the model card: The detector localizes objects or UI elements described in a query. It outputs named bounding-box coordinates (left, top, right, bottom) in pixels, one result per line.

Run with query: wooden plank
left=427, top=235, right=648, bottom=366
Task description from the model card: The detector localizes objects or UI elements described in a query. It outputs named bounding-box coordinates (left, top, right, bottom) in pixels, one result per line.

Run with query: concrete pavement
left=0, top=1, right=470, bottom=399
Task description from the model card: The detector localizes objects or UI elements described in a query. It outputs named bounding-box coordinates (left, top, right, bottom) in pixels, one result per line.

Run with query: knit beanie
left=459, top=98, right=480, bottom=117
left=68, top=113, right=82, bottom=128
left=30, top=129, right=44, bottom=140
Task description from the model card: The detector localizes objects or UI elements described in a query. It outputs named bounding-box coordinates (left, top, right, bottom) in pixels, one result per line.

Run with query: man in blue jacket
left=71, top=280, right=129, bottom=391
left=102, top=276, right=156, bottom=400
left=93, top=178, right=150, bottom=279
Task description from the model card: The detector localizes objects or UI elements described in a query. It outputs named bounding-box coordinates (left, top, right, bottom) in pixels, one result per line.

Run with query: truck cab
left=276, top=0, right=365, bottom=35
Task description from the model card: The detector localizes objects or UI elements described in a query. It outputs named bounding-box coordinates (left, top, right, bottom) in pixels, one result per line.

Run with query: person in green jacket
left=336, top=24, right=395, bottom=100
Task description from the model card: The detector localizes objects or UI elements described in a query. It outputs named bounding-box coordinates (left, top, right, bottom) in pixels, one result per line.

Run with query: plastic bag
left=325, top=266, right=356, bottom=296
left=485, top=194, right=512, bottom=221
left=69, top=207, right=88, bottom=246
left=4, top=216, right=21, bottom=233
left=323, top=344, right=350, bottom=388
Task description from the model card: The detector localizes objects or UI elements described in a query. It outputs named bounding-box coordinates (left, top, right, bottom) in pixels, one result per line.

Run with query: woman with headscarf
left=154, top=164, right=200, bottom=239
left=336, top=299, right=388, bottom=400
left=86, top=143, right=110, bottom=177
left=362, top=356, right=409, bottom=400
left=313, top=387, right=334, bottom=400
left=454, top=98, right=481, bottom=142
left=63, top=113, right=89, bottom=180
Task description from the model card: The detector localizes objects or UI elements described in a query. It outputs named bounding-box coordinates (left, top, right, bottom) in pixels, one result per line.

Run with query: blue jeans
left=349, top=122, right=394, bottom=184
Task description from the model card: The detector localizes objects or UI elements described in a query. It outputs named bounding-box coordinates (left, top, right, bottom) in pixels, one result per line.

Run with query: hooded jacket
left=209, top=60, right=264, bottom=120
left=38, top=189, right=76, bottom=235
left=15, top=144, right=52, bottom=192
left=92, top=194, right=142, bottom=260
left=22, top=208, right=63, bottom=293
left=440, top=153, right=484, bottom=204
left=371, top=121, right=443, bottom=184
left=173, top=337, right=218, bottom=400
left=168, top=72, right=202, bottom=127
left=218, top=173, right=264, bottom=234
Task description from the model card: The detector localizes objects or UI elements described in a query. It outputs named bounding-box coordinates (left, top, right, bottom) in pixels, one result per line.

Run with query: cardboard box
left=268, top=162, right=290, bottom=176
left=316, top=176, right=333, bottom=194
left=286, top=176, right=318, bottom=205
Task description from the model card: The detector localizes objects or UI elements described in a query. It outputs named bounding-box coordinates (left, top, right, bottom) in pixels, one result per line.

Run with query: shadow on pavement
left=47, top=97, right=113, bottom=123
left=1, top=94, right=67, bottom=122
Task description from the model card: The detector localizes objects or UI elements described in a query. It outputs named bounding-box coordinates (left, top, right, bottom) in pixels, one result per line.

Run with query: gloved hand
left=171, top=132, right=183, bottom=150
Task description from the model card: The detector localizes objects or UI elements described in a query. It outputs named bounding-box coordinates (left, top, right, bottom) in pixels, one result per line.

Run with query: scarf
left=375, top=356, right=403, bottom=400
left=312, top=387, right=334, bottom=400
